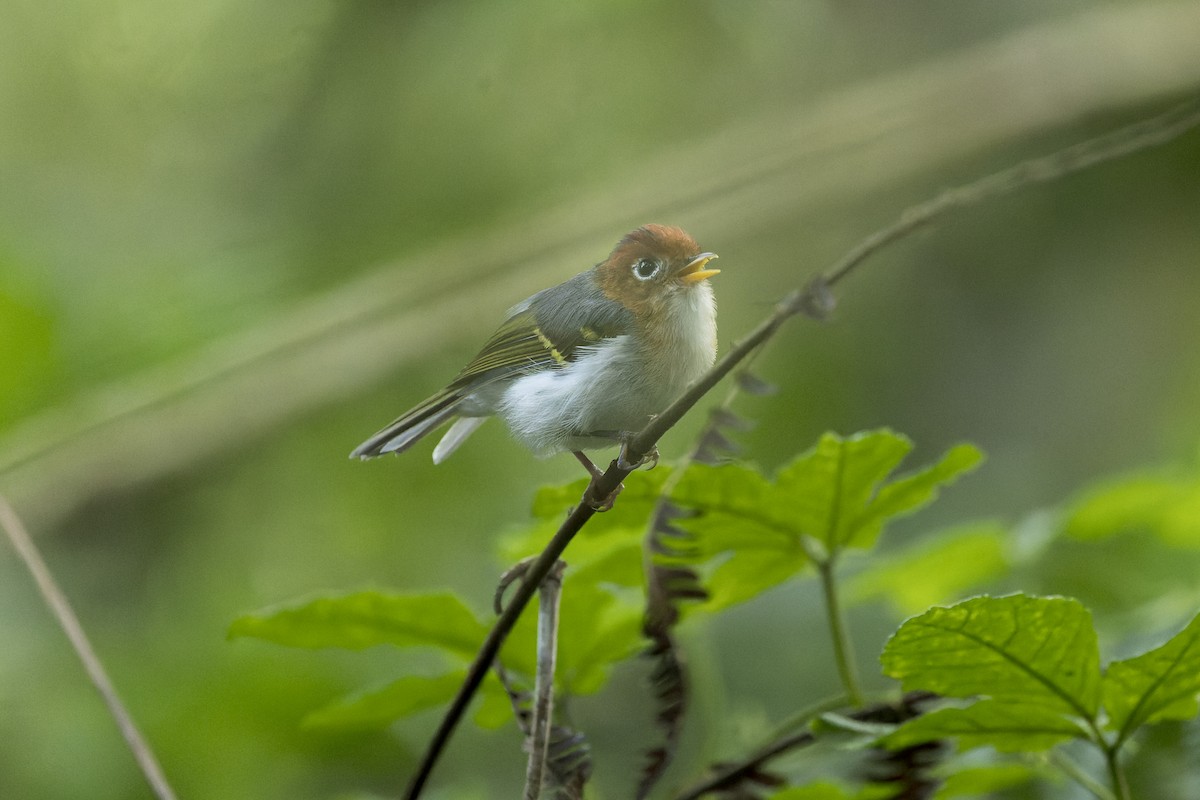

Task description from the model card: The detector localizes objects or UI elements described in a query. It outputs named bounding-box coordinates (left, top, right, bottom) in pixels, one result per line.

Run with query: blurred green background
left=2, top=1, right=1199, bottom=798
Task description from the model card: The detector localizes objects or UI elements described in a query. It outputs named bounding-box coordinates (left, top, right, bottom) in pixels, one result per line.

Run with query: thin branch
left=403, top=98, right=1200, bottom=799
left=822, top=97, right=1200, bottom=288
left=524, top=562, right=566, bottom=800
left=0, top=495, right=179, bottom=800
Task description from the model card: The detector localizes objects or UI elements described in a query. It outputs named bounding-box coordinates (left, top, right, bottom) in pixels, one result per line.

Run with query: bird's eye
left=632, top=258, right=660, bottom=281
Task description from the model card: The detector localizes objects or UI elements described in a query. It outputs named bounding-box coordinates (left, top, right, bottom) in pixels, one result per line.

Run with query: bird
left=351, top=224, right=720, bottom=500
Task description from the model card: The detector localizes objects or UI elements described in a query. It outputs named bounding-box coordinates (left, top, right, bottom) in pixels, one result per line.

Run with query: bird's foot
left=584, top=478, right=623, bottom=512
left=617, top=440, right=659, bottom=472
left=573, top=450, right=623, bottom=512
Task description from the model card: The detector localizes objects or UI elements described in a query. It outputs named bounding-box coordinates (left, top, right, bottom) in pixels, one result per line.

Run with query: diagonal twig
left=0, top=495, right=179, bottom=800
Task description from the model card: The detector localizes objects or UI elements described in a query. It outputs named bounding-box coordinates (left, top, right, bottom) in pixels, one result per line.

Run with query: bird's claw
left=584, top=477, right=623, bottom=512
left=617, top=442, right=659, bottom=472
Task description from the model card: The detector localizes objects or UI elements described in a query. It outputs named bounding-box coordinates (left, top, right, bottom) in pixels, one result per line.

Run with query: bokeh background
left=2, top=1, right=1199, bottom=798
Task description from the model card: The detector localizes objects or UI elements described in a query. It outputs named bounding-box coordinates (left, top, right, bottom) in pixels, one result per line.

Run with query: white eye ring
left=632, top=258, right=661, bottom=281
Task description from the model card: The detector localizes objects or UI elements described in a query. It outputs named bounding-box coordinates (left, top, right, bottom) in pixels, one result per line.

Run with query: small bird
left=351, top=224, right=719, bottom=492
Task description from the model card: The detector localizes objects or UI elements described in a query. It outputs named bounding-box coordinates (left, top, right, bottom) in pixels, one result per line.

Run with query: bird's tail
left=350, top=390, right=464, bottom=460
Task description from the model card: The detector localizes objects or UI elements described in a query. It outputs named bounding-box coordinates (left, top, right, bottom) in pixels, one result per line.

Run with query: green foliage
left=302, top=673, right=468, bottom=731
left=882, top=594, right=1200, bottom=773
left=672, top=430, right=982, bottom=609
left=1066, top=470, right=1200, bottom=548
left=226, top=430, right=1200, bottom=799
left=882, top=595, right=1101, bottom=720
left=933, top=762, right=1041, bottom=798
left=229, top=591, right=488, bottom=656
left=1104, top=613, right=1200, bottom=742
left=846, top=522, right=1009, bottom=614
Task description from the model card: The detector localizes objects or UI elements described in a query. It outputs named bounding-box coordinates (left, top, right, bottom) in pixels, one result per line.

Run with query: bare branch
left=0, top=495, right=178, bottom=800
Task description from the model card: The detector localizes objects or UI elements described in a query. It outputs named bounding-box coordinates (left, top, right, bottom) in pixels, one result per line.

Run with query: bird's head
left=596, top=224, right=719, bottom=315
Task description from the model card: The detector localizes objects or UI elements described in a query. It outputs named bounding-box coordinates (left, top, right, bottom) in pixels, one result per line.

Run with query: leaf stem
left=1103, top=744, right=1132, bottom=800
left=816, top=558, right=864, bottom=707
left=1047, top=749, right=1116, bottom=800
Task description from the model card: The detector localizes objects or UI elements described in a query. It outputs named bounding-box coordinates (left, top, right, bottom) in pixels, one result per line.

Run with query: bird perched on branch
left=351, top=224, right=719, bottom=501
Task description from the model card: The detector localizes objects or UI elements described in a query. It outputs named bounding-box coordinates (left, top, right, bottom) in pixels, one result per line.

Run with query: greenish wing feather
left=451, top=287, right=631, bottom=388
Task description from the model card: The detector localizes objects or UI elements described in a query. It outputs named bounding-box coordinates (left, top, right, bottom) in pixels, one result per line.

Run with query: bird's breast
left=637, top=282, right=718, bottom=400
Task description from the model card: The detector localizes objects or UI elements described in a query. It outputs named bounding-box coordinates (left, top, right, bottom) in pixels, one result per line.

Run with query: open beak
left=680, top=252, right=720, bottom=284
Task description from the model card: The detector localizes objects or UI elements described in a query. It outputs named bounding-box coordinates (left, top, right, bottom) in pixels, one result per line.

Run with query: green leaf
left=472, top=677, right=516, bottom=729
left=1066, top=472, right=1200, bottom=548
left=774, top=429, right=915, bottom=552
left=303, top=673, right=465, bottom=731
left=704, top=547, right=808, bottom=610
left=854, top=444, right=984, bottom=549
left=881, top=595, right=1101, bottom=719
left=672, top=430, right=982, bottom=610
left=847, top=522, right=1009, bottom=614
left=934, top=763, right=1040, bottom=798
left=302, top=671, right=513, bottom=732
left=883, top=700, right=1083, bottom=752
left=229, top=591, right=487, bottom=657
left=1104, top=611, right=1200, bottom=740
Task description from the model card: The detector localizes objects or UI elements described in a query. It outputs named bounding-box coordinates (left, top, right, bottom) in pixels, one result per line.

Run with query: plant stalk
left=1104, top=745, right=1132, bottom=800
left=524, top=562, right=565, bottom=800
left=817, top=558, right=864, bottom=707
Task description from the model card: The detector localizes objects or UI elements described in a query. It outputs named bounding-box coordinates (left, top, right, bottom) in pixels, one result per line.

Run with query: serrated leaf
left=881, top=595, right=1101, bottom=719
left=229, top=591, right=487, bottom=657
left=671, top=431, right=981, bottom=610
left=853, top=444, right=983, bottom=549
left=775, top=430, right=914, bottom=552
left=303, top=673, right=464, bottom=731
left=883, top=700, right=1083, bottom=753
left=847, top=523, right=1009, bottom=614
left=1104, top=611, right=1200, bottom=740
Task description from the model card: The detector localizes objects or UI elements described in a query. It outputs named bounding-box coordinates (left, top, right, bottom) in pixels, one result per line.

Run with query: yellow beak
left=680, top=252, right=720, bottom=284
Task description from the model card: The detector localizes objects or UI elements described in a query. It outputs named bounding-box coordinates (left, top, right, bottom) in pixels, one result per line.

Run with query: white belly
left=496, top=284, right=717, bottom=456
